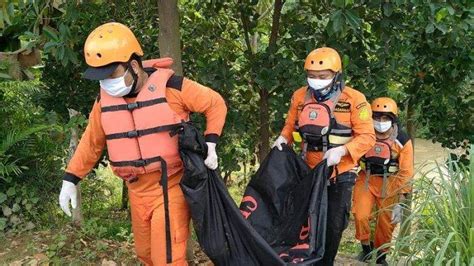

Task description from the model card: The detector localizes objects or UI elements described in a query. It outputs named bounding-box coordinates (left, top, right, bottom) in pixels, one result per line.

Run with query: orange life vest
left=361, top=137, right=400, bottom=197
left=100, top=59, right=188, bottom=181
left=362, top=139, right=399, bottom=175
left=296, top=89, right=353, bottom=152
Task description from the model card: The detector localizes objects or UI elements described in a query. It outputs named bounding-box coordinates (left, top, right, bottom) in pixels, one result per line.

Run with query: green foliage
left=0, top=185, right=39, bottom=232
left=0, top=125, right=50, bottom=181
left=386, top=155, right=473, bottom=264
left=0, top=2, right=472, bottom=252
left=0, top=80, right=65, bottom=232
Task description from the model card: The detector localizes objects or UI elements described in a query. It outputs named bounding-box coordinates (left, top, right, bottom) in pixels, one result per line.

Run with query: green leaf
left=446, top=5, right=454, bottom=15
left=383, top=3, right=393, bottom=17
left=332, top=0, right=345, bottom=8
left=331, top=10, right=345, bottom=33
left=0, top=10, right=5, bottom=29
left=42, top=25, right=60, bottom=42
left=344, top=10, right=361, bottom=30
left=435, top=23, right=447, bottom=34
left=6, top=187, right=15, bottom=196
left=0, top=193, right=6, bottom=204
left=2, top=5, right=11, bottom=26
left=0, top=218, right=6, bottom=231
left=2, top=206, right=12, bottom=217
left=435, top=7, right=449, bottom=22
left=425, top=23, right=435, bottom=34
left=342, top=54, right=350, bottom=67
left=43, top=41, right=57, bottom=52
left=0, top=73, right=11, bottom=79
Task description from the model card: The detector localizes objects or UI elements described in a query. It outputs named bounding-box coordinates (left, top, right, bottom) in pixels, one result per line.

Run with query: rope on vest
left=159, top=157, right=172, bottom=263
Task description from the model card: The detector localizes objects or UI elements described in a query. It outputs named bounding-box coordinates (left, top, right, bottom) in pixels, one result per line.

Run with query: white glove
left=204, top=142, right=218, bottom=170
left=59, top=180, right=78, bottom=217
left=271, top=136, right=288, bottom=151
left=323, top=146, right=347, bottom=166
left=391, top=204, right=402, bottom=224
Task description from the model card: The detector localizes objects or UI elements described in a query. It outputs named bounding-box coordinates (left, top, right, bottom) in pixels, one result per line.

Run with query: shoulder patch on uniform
left=166, top=75, right=184, bottom=90
left=396, top=129, right=410, bottom=146
left=335, top=101, right=351, bottom=113
left=358, top=106, right=370, bottom=120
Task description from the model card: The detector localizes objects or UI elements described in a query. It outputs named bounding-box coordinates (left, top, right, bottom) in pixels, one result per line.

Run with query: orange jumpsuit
left=64, top=75, right=227, bottom=265
left=281, top=86, right=375, bottom=264
left=352, top=133, right=414, bottom=251
left=281, top=86, right=375, bottom=172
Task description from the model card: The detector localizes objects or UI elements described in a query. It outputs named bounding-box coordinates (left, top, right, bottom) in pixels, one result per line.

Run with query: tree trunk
left=157, top=0, right=183, bottom=75
left=257, top=0, right=283, bottom=163
left=268, top=0, right=283, bottom=53
left=157, top=0, right=194, bottom=260
left=67, top=108, right=84, bottom=226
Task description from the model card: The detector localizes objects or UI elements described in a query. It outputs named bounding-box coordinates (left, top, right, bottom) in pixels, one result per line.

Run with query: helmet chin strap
left=124, top=62, right=139, bottom=98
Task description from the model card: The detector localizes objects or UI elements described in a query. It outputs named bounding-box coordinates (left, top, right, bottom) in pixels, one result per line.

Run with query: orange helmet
left=84, top=22, right=143, bottom=67
left=304, top=47, right=342, bottom=72
left=371, top=97, right=398, bottom=117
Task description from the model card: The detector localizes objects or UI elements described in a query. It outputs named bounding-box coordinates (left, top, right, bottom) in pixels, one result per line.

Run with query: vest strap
left=105, top=123, right=182, bottom=140
left=329, top=128, right=352, bottom=136
left=109, top=155, right=163, bottom=167
left=157, top=157, right=173, bottom=263
left=101, top=97, right=167, bottom=113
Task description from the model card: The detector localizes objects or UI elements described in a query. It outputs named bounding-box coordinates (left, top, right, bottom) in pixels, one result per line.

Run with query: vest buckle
left=127, top=130, right=139, bottom=138
left=127, top=102, right=139, bottom=110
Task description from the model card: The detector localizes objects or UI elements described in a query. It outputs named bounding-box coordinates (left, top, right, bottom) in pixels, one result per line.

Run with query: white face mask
left=307, top=77, right=333, bottom=91
left=374, top=120, right=392, bottom=133
left=99, top=69, right=133, bottom=97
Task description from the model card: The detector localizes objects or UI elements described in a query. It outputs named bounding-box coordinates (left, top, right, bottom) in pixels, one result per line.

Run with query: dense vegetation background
left=0, top=0, right=472, bottom=264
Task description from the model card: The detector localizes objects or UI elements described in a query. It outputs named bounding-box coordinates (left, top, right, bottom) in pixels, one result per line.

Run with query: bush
left=0, top=80, right=66, bottom=232
left=386, top=151, right=473, bottom=264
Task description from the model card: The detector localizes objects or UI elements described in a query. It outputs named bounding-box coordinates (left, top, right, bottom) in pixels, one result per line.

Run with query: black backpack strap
left=166, top=75, right=184, bottom=90
left=396, top=129, right=410, bottom=147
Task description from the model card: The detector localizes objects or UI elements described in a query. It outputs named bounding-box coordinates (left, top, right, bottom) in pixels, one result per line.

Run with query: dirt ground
left=0, top=139, right=447, bottom=265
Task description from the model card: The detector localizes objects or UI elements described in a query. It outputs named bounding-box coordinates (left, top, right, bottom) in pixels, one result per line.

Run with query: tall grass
left=388, top=149, right=473, bottom=265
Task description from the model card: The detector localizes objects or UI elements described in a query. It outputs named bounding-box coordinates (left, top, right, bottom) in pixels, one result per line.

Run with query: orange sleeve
left=176, top=78, right=227, bottom=142
left=280, top=90, right=300, bottom=143
left=396, top=140, right=414, bottom=194
left=64, top=100, right=106, bottom=182
left=344, top=91, right=376, bottom=164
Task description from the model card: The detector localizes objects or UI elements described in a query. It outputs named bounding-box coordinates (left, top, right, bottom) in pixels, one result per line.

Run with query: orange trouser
left=352, top=176, right=398, bottom=251
left=129, top=172, right=190, bottom=266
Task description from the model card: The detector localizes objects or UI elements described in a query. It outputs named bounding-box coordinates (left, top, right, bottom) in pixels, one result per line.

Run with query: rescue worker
left=272, top=47, right=376, bottom=265
left=58, top=22, right=227, bottom=265
left=352, top=97, right=414, bottom=265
